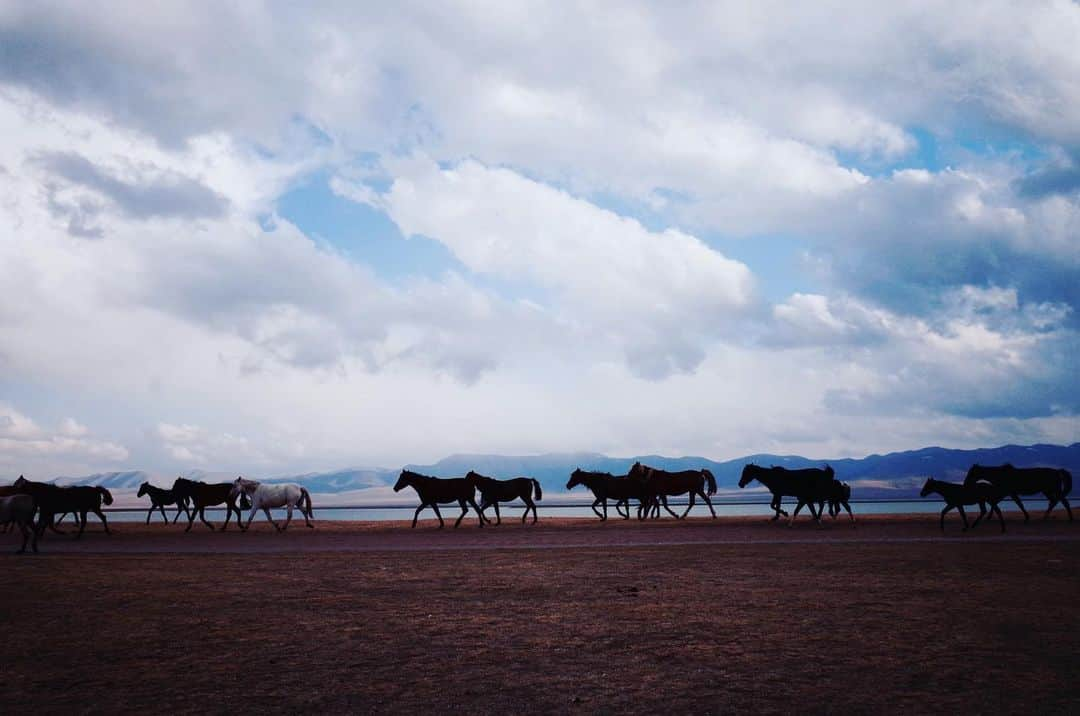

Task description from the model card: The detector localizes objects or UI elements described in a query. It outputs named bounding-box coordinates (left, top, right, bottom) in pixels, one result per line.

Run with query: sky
left=0, top=1, right=1078, bottom=479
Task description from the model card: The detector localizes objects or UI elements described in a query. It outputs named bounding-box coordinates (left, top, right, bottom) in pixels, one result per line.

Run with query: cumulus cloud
left=338, top=155, right=757, bottom=377
left=0, top=403, right=128, bottom=477
left=0, top=2, right=1078, bottom=477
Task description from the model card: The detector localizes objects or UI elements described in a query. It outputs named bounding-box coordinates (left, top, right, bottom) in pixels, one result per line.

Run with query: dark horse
left=921, top=477, right=1006, bottom=532
left=566, top=468, right=651, bottom=520
left=137, top=482, right=192, bottom=525
left=628, top=462, right=717, bottom=519
left=964, top=464, right=1072, bottom=522
left=823, top=479, right=855, bottom=524
left=172, top=477, right=250, bottom=532
left=738, top=464, right=834, bottom=526
left=13, top=476, right=113, bottom=538
left=465, top=471, right=542, bottom=525
left=393, top=470, right=485, bottom=528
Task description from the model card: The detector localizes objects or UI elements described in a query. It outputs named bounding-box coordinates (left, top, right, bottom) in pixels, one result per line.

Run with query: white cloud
left=0, top=403, right=129, bottom=477
left=341, top=154, right=757, bottom=377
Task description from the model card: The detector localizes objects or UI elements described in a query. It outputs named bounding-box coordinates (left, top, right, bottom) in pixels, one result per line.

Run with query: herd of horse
left=0, top=461, right=1072, bottom=552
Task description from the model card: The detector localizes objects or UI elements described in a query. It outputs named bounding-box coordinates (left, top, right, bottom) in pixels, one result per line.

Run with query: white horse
left=231, top=477, right=315, bottom=531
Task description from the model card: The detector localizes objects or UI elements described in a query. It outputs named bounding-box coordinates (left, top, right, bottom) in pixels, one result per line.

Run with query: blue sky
left=0, top=2, right=1077, bottom=478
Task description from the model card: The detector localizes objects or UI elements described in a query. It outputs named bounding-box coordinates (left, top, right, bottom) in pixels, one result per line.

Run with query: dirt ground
left=3, top=516, right=1078, bottom=714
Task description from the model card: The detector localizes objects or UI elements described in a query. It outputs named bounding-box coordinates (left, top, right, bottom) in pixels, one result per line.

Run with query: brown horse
left=565, top=469, right=655, bottom=520
left=964, top=464, right=1072, bottom=522
left=465, top=471, right=543, bottom=525
left=13, top=477, right=113, bottom=538
left=172, top=477, right=249, bottom=532
left=393, top=470, right=485, bottom=528
left=628, top=462, right=717, bottom=519
left=0, top=494, right=38, bottom=553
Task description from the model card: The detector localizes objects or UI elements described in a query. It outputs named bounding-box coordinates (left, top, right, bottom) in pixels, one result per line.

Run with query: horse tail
left=300, top=487, right=314, bottom=518
left=531, top=479, right=543, bottom=501
left=97, top=486, right=114, bottom=505
left=702, top=469, right=717, bottom=495
left=1061, top=469, right=1073, bottom=497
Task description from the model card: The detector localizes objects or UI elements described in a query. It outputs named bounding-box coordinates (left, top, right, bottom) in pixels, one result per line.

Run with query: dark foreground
left=3, top=517, right=1079, bottom=714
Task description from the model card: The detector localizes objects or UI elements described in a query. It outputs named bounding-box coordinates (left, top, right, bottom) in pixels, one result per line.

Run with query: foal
left=136, top=482, right=191, bottom=524
left=465, top=470, right=543, bottom=525
left=920, top=477, right=1006, bottom=533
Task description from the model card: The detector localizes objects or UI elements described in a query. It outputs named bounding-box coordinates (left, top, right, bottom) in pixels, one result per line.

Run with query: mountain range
left=27, top=442, right=1080, bottom=500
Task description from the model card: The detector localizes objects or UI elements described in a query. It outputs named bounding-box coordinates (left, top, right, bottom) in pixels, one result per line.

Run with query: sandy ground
left=3, top=515, right=1079, bottom=714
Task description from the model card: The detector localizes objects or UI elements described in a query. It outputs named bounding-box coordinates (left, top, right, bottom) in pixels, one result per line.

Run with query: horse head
left=628, top=462, right=647, bottom=480
left=919, top=478, right=936, bottom=497
left=13, top=475, right=28, bottom=488
left=393, top=470, right=416, bottom=492
left=137, top=482, right=150, bottom=498
left=566, top=468, right=585, bottom=490
left=738, top=464, right=757, bottom=488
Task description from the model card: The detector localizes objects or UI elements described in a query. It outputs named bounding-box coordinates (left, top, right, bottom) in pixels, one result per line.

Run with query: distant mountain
left=11, top=442, right=1079, bottom=500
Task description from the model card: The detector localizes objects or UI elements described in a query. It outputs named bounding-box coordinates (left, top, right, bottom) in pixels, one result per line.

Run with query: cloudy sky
left=1, top=1, right=1078, bottom=478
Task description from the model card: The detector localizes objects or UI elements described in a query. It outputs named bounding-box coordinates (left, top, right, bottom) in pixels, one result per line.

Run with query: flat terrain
left=3, top=516, right=1078, bottom=714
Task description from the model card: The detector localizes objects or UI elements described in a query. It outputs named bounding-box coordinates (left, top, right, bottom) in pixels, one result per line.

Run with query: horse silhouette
left=964, top=464, right=1072, bottom=522
left=738, top=464, right=834, bottom=526
left=920, top=477, right=1006, bottom=532
left=465, top=471, right=542, bottom=525
left=14, top=476, right=113, bottom=538
left=136, top=482, right=192, bottom=525
left=566, top=469, right=653, bottom=520
left=628, top=462, right=717, bottom=519
left=393, top=470, right=484, bottom=528
left=172, top=477, right=250, bottom=532
left=823, top=479, right=855, bottom=524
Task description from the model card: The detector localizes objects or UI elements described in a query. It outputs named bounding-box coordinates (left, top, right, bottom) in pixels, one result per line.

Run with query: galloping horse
left=231, top=477, right=314, bottom=531
left=14, top=476, right=113, bottom=538
left=393, top=470, right=484, bottom=528
left=964, top=464, right=1072, bottom=522
left=921, top=477, right=1007, bottom=532
left=136, top=482, right=191, bottom=524
left=0, top=494, right=38, bottom=553
left=738, top=464, right=835, bottom=526
left=465, top=471, right=542, bottom=525
left=566, top=469, right=651, bottom=520
left=628, top=462, right=717, bottom=519
left=172, top=477, right=250, bottom=532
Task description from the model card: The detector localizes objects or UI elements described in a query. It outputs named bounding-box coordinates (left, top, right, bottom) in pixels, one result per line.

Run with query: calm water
left=93, top=499, right=1057, bottom=523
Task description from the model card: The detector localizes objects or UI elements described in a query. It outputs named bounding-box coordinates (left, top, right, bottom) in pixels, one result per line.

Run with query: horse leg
left=1062, top=497, right=1073, bottom=522
left=145, top=506, right=154, bottom=525
left=94, top=508, right=110, bottom=534
left=493, top=500, right=502, bottom=526
left=75, top=511, right=88, bottom=538
left=939, top=505, right=952, bottom=531
left=411, top=504, right=424, bottom=528
left=184, top=505, right=197, bottom=532
left=1012, top=494, right=1030, bottom=522
left=431, top=503, right=446, bottom=528
left=282, top=503, right=294, bottom=531
left=520, top=498, right=531, bottom=524
left=454, top=500, right=468, bottom=528
left=660, top=495, right=680, bottom=520
left=769, top=495, right=782, bottom=521
left=200, top=506, right=216, bottom=531
left=17, top=522, right=29, bottom=554
left=993, top=503, right=1006, bottom=533
left=700, top=491, right=717, bottom=519
left=789, top=501, right=805, bottom=527
left=1042, top=492, right=1058, bottom=520
left=616, top=500, right=629, bottom=519
left=971, top=502, right=986, bottom=529
left=468, top=497, right=485, bottom=528
left=958, top=505, right=970, bottom=531
left=262, top=507, right=280, bottom=532
left=681, top=493, right=695, bottom=519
